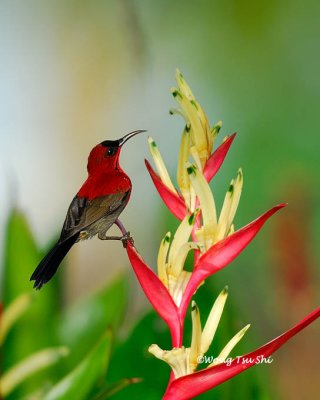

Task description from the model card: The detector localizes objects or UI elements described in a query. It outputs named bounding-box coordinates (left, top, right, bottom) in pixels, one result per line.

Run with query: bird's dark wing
left=59, top=191, right=130, bottom=242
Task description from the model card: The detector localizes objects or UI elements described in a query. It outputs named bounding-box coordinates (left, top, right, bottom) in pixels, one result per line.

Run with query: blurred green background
left=0, top=1, right=319, bottom=399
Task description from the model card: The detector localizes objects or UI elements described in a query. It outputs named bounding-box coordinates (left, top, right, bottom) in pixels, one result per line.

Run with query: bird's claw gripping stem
left=120, top=231, right=134, bottom=248
left=98, top=231, right=133, bottom=247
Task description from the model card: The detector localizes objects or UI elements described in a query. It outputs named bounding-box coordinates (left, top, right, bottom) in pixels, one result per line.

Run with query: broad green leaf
left=43, top=330, right=112, bottom=400
left=58, top=274, right=127, bottom=369
left=1, top=210, right=61, bottom=398
left=2, top=210, right=40, bottom=305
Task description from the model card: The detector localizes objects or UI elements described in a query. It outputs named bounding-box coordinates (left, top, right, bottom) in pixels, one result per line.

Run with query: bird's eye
left=106, top=147, right=116, bottom=157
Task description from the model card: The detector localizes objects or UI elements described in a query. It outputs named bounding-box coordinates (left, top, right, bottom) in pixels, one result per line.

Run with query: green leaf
left=1, top=210, right=61, bottom=398
left=58, top=275, right=128, bottom=369
left=2, top=210, right=40, bottom=305
left=43, top=330, right=112, bottom=400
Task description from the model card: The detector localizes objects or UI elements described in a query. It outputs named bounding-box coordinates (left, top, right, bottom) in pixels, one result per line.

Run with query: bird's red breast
left=78, top=171, right=131, bottom=200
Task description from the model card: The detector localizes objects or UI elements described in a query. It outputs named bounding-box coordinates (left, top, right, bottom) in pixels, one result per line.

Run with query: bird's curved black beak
left=118, top=130, right=146, bottom=146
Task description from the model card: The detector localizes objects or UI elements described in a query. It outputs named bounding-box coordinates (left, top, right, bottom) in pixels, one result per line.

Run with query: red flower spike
left=145, top=159, right=187, bottom=220
left=126, top=242, right=182, bottom=346
left=164, top=307, right=320, bottom=400
left=203, top=133, right=237, bottom=183
left=180, top=204, right=287, bottom=319
left=144, top=160, right=187, bottom=221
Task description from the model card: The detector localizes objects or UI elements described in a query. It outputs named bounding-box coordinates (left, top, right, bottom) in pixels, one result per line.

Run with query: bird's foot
left=120, top=231, right=134, bottom=248
left=98, top=231, right=134, bottom=247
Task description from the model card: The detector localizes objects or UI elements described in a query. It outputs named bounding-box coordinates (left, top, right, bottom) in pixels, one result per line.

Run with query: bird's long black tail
left=30, top=235, right=78, bottom=290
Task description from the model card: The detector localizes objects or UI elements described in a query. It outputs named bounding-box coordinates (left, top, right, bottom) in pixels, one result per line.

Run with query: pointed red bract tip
left=126, top=242, right=182, bottom=346
left=179, top=204, right=287, bottom=319
left=164, top=307, right=319, bottom=399
left=145, top=159, right=187, bottom=220
left=204, top=133, right=237, bottom=182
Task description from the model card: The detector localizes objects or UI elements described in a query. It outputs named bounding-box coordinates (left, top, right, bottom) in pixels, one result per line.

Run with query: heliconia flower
left=145, top=133, right=236, bottom=220
left=149, top=288, right=249, bottom=381
left=163, top=307, right=320, bottom=400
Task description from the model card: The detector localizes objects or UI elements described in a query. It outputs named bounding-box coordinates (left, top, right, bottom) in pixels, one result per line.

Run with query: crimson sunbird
left=30, top=130, right=145, bottom=289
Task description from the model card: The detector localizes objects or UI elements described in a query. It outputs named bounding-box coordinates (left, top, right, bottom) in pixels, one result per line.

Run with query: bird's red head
left=87, top=130, right=145, bottom=174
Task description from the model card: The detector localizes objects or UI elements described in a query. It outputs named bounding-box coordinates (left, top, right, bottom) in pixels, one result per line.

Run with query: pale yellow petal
left=148, top=137, right=178, bottom=194
left=177, top=124, right=191, bottom=207
left=216, top=178, right=234, bottom=241
left=216, top=169, right=243, bottom=241
left=169, top=107, right=188, bottom=121
left=157, top=232, right=171, bottom=286
left=171, top=88, right=208, bottom=166
left=167, top=209, right=199, bottom=268
left=170, top=270, right=192, bottom=307
left=186, top=163, right=217, bottom=240
left=170, top=242, right=199, bottom=278
left=201, top=287, right=228, bottom=355
left=176, top=69, right=212, bottom=155
left=176, top=69, right=195, bottom=100
left=189, top=301, right=202, bottom=372
left=209, top=324, right=250, bottom=367
left=190, top=145, right=202, bottom=171
left=227, top=168, right=243, bottom=228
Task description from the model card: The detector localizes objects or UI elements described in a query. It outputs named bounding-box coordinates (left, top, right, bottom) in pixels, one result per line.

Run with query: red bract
left=203, top=133, right=236, bottom=182
left=179, top=204, right=287, bottom=319
left=145, top=159, right=186, bottom=220
left=163, top=307, right=320, bottom=400
left=126, top=242, right=182, bottom=346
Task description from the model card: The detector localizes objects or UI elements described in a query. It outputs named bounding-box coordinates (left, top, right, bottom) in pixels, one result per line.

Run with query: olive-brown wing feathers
left=59, top=191, right=130, bottom=242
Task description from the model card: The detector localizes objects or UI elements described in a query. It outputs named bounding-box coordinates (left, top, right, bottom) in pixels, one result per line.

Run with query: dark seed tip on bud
left=190, top=99, right=198, bottom=110
left=188, top=213, right=196, bottom=225
left=171, top=89, right=182, bottom=99
left=187, top=165, right=196, bottom=175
